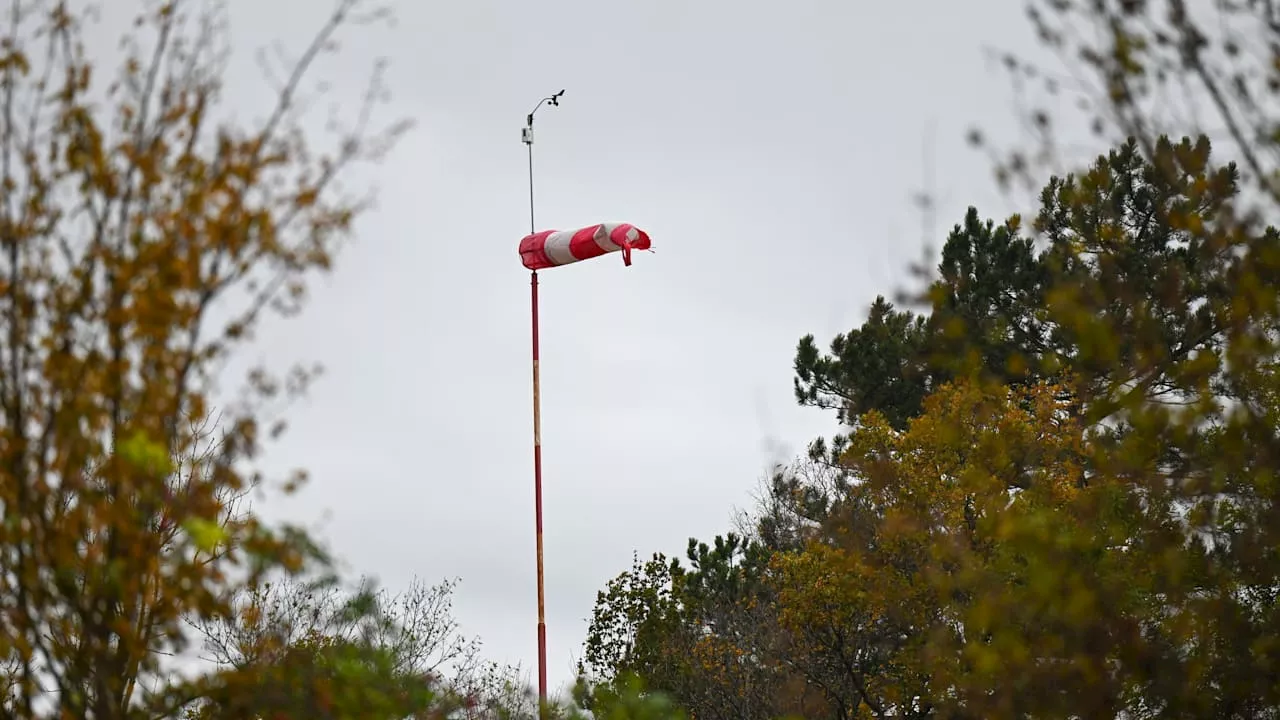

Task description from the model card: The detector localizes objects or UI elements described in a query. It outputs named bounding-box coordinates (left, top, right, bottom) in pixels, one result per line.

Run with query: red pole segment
left=531, top=269, right=548, bottom=713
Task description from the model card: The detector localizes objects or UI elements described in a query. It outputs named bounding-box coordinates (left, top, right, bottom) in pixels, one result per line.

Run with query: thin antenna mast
left=523, top=90, right=564, bottom=234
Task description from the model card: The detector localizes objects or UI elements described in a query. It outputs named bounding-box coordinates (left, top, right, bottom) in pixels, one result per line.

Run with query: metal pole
left=531, top=269, right=546, bottom=711
left=523, top=90, right=561, bottom=717
left=528, top=140, right=537, bottom=239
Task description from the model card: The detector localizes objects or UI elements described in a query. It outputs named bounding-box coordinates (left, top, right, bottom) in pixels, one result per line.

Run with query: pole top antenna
left=523, top=90, right=565, bottom=144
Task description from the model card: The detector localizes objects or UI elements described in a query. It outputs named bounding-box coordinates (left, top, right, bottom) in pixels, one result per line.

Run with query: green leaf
left=117, top=430, right=173, bottom=476
left=182, top=517, right=227, bottom=553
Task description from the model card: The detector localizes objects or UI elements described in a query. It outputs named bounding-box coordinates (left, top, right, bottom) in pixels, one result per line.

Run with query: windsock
left=519, top=222, right=652, bottom=271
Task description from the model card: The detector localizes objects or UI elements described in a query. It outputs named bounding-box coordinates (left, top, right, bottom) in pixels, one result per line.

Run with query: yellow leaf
left=182, top=518, right=227, bottom=553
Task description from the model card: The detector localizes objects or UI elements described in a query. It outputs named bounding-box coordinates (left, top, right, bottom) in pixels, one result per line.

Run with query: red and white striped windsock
left=519, top=222, right=652, bottom=271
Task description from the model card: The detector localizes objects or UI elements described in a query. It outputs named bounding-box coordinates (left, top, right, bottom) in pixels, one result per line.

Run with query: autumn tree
left=770, top=379, right=1089, bottom=719
left=0, top=0, right=408, bottom=716
left=595, top=132, right=1280, bottom=719
left=583, top=5, right=1280, bottom=719
left=783, top=135, right=1280, bottom=718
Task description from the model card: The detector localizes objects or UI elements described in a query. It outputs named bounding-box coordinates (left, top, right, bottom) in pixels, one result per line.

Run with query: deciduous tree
left=604, top=133, right=1280, bottom=719
left=784, top=135, right=1280, bottom=718
left=191, top=576, right=536, bottom=719
left=0, top=0, right=408, bottom=716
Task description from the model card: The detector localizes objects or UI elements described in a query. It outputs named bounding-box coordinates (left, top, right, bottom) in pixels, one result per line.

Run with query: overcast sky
left=93, top=0, right=1083, bottom=697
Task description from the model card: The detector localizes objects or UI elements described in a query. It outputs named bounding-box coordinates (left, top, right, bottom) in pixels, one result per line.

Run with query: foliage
left=581, top=537, right=815, bottom=720
left=565, top=674, right=689, bottom=720
left=984, top=0, right=1280, bottom=222
left=185, top=632, right=441, bottom=719
left=794, top=296, right=937, bottom=430
left=746, top=447, right=853, bottom=554
left=183, top=576, right=535, bottom=719
left=772, top=379, right=1088, bottom=719
left=0, top=0, right=407, bottom=716
left=197, top=577, right=482, bottom=685
left=581, top=553, right=685, bottom=687
left=799, top=136, right=1257, bottom=431
left=590, top=133, right=1280, bottom=719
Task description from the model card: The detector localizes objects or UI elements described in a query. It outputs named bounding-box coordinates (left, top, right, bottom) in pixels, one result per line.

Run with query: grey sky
left=97, top=0, right=1064, bottom=697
